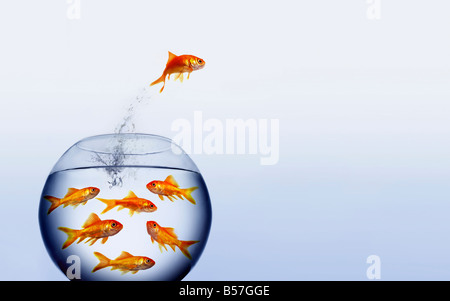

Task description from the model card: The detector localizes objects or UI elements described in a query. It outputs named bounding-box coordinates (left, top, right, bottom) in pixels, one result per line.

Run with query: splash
left=92, top=86, right=153, bottom=188
left=92, top=144, right=126, bottom=188
left=115, top=86, right=152, bottom=134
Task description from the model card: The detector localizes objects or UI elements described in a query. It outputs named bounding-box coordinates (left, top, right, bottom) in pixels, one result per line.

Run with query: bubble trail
left=115, top=86, right=152, bottom=134
left=91, top=85, right=156, bottom=188
left=92, top=144, right=125, bottom=188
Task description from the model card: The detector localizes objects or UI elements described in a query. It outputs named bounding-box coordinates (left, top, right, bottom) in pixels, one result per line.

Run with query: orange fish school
left=45, top=175, right=199, bottom=276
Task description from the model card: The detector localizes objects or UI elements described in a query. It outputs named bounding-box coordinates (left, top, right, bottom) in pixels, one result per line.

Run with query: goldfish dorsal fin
left=116, top=251, right=134, bottom=260
left=164, top=175, right=179, bottom=187
left=167, top=51, right=177, bottom=63
left=165, top=227, right=178, bottom=239
left=64, top=188, right=79, bottom=197
left=82, top=213, right=101, bottom=228
left=125, top=191, right=137, bottom=199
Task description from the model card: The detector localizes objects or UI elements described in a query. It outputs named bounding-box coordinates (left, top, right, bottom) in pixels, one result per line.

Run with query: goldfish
left=44, top=187, right=100, bottom=214
left=150, top=51, right=205, bottom=93
left=96, top=191, right=157, bottom=216
left=58, top=213, right=123, bottom=249
left=92, top=251, right=155, bottom=275
left=146, top=175, right=198, bottom=204
left=146, top=221, right=199, bottom=260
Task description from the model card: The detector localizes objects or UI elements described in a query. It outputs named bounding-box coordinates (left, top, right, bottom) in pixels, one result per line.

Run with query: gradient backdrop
left=1, top=0, right=450, bottom=280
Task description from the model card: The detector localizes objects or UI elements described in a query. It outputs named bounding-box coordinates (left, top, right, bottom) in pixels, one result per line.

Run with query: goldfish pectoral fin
left=88, top=238, right=99, bottom=246
left=101, top=237, right=108, bottom=244
left=158, top=243, right=168, bottom=253
left=179, top=73, right=184, bottom=83
left=158, top=195, right=164, bottom=201
left=174, top=72, right=182, bottom=82
left=131, top=271, right=139, bottom=275
left=187, top=72, right=191, bottom=80
left=128, top=210, right=135, bottom=217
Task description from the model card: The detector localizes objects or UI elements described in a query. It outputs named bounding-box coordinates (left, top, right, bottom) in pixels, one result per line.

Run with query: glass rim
left=75, top=133, right=178, bottom=156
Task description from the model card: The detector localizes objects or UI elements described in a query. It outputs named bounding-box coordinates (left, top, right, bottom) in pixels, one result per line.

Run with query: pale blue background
left=1, top=0, right=450, bottom=280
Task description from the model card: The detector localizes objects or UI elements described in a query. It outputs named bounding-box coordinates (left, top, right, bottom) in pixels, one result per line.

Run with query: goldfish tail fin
left=44, top=196, right=61, bottom=214
left=182, top=187, right=198, bottom=204
left=92, top=252, right=110, bottom=273
left=179, top=240, right=199, bottom=260
left=58, top=227, right=79, bottom=249
left=96, top=198, right=116, bottom=214
left=150, top=73, right=166, bottom=93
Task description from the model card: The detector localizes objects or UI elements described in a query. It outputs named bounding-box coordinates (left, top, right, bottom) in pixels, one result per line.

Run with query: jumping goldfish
left=96, top=191, right=157, bottom=216
left=146, top=221, right=198, bottom=260
left=92, top=251, right=155, bottom=275
left=44, top=187, right=100, bottom=214
left=58, top=213, right=123, bottom=249
left=150, top=51, right=205, bottom=93
left=146, top=175, right=198, bottom=204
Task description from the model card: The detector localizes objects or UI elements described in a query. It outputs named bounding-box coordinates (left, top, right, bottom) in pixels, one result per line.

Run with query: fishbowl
left=38, top=133, right=212, bottom=281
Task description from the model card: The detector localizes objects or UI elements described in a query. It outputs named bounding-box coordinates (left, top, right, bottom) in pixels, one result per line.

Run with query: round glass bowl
left=39, top=133, right=212, bottom=281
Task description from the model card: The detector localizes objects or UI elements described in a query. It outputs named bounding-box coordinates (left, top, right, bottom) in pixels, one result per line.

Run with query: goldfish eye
left=111, top=222, right=117, bottom=227
left=153, top=223, right=157, bottom=228
left=150, top=204, right=154, bottom=208
left=145, top=259, right=150, bottom=264
left=152, top=183, right=156, bottom=187
left=197, top=59, right=203, bottom=64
